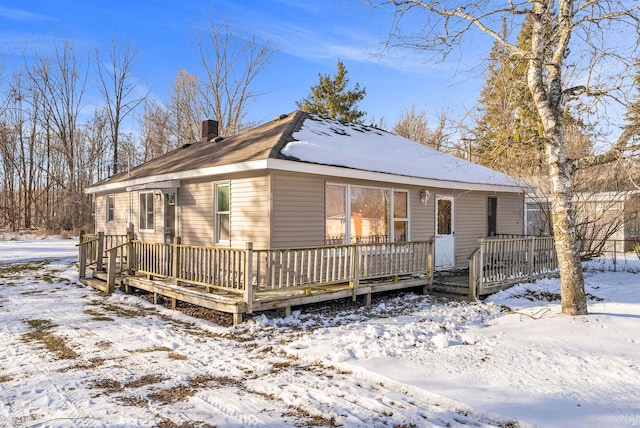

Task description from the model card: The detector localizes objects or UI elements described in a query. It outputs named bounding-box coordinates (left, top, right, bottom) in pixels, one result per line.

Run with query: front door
left=435, top=196, right=454, bottom=269
left=164, top=191, right=176, bottom=244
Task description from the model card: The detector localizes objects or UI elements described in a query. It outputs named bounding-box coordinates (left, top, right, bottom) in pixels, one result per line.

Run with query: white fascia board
left=266, top=159, right=525, bottom=194
left=85, top=160, right=269, bottom=194
left=126, top=180, right=181, bottom=191
left=86, top=157, right=526, bottom=195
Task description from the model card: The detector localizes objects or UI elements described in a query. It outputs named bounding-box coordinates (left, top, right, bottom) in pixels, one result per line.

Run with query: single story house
left=526, top=192, right=640, bottom=253
left=86, top=111, right=525, bottom=270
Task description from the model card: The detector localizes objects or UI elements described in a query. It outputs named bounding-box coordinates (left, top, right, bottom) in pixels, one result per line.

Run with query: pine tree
left=296, top=60, right=367, bottom=123
left=474, top=16, right=545, bottom=176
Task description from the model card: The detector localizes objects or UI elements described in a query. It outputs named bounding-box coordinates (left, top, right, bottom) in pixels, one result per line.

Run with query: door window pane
left=437, top=199, right=452, bottom=235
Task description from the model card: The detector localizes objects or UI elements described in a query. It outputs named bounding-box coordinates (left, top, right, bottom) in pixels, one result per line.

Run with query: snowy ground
left=0, top=238, right=639, bottom=427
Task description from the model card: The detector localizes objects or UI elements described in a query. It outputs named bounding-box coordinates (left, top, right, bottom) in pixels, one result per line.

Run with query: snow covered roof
left=281, top=113, right=519, bottom=188
left=86, top=111, right=522, bottom=194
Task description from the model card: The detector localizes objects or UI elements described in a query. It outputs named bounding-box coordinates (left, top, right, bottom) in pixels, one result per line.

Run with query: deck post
left=126, top=230, right=135, bottom=275
left=96, top=232, right=105, bottom=272
left=106, top=247, right=116, bottom=294
left=172, top=237, right=181, bottom=283
left=350, top=243, right=360, bottom=301
left=244, top=242, right=254, bottom=314
left=528, top=236, right=535, bottom=278
left=78, top=231, right=86, bottom=279
left=468, top=256, right=477, bottom=301
left=424, top=240, right=435, bottom=294
left=233, top=312, right=243, bottom=326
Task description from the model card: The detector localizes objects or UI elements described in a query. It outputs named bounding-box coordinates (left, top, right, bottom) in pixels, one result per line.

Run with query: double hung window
left=139, top=192, right=154, bottom=231
left=106, top=195, right=115, bottom=223
left=215, top=182, right=230, bottom=243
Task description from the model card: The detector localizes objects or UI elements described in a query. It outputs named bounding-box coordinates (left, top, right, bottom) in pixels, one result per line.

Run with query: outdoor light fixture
left=420, top=189, right=431, bottom=205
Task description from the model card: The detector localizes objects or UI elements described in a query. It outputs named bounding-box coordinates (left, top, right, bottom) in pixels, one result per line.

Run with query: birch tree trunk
left=527, top=0, right=587, bottom=315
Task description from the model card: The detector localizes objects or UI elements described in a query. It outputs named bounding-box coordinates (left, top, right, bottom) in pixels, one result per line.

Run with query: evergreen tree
left=474, top=16, right=545, bottom=176
left=297, top=60, right=367, bottom=123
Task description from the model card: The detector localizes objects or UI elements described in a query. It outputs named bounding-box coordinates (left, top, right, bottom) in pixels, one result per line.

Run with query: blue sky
left=0, top=0, right=494, bottom=132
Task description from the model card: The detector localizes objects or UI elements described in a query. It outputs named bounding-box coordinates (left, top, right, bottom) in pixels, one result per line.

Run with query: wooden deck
left=78, top=233, right=558, bottom=324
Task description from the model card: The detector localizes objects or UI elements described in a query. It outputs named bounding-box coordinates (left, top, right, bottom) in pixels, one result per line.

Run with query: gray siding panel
left=453, top=191, right=525, bottom=268
left=271, top=172, right=325, bottom=248
left=179, top=180, right=214, bottom=247
left=230, top=175, right=270, bottom=249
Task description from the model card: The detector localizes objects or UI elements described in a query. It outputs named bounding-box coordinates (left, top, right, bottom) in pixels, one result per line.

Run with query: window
left=325, top=184, right=347, bottom=244
left=106, top=195, right=115, bottom=223
left=325, top=184, right=408, bottom=244
left=488, top=196, right=497, bottom=237
left=393, top=191, right=409, bottom=242
left=351, top=187, right=390, bottom=244
left=139, top=192, right=154, bottom=231
left=215, top=182, right=230, bottom=243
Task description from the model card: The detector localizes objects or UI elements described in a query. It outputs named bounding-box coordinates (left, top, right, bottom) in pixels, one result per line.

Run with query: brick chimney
left=201, top=119, right=219, bottom=143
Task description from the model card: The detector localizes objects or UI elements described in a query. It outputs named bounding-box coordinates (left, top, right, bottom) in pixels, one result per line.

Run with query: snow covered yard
left=0, top=238, right=639, bottom=427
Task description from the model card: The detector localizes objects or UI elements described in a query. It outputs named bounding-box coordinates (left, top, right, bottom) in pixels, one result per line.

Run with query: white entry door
left=435, top=196, right=454, bottom=269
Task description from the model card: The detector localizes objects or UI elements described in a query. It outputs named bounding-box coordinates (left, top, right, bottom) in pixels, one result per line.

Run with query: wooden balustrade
left=252, top=241, right=434, bottom=291
left=469, top=236, right=557, bottom=297
left=82, top=234, right=435, bottom=315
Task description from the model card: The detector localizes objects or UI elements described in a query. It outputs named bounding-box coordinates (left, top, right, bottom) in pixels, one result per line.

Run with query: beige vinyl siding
left=178, top=174, right=270, bottom=248
left=453, top=191, right=486, bottom=267
left=271, top=171, right=325, bottom=248
left=453, top=191, right=525, bottom=268
left=409, top=187, right=434, bottom=241
left=179, top=179, right=214, bottom=247
left=229, top=175, right=270, bottom=249
left=94, top=192, right=132, bottom=235
left=272, top=172, right=435, bottom=248
left=496, top=192, right=524, bottom=235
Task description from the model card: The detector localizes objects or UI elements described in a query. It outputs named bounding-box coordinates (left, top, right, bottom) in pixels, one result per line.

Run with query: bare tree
left=379, top=0, right=640, bottom=315
left=393, top=105, right=448, bottom=151
left=139, top=99, right=174, bottom=161
left=96, top=38, right=147, bottom=174
left=197, top=19, right=275, bottom=136
left=24, top=41, right=90, bottom=230
left=169, top=69, right=203, bottom=145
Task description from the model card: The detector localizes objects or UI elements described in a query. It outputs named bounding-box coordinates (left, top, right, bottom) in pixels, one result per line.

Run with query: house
left=86, top=111, right=525, bottom=270
left=525, top=191, right=640, bottom=254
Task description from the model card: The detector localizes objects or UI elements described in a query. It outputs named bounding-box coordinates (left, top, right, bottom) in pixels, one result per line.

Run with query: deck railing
left=78, top=232, right=132, bottom=284
left=81, top=236, right=434, bottom=312
left=253, top=241, right=433, bottom=292
left=469, top=236, right=558, bottom=298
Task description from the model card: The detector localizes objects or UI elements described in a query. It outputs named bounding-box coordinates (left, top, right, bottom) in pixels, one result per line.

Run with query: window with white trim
left=106, top=194, right=115, bottom=223
left=325, top=184, right=347, bottom=244
left=325, top=184, right=409, bottom=244
left=215, top=182, right=230, bottom=243
left=393, top=190, right=409, bottom=242
left=139, top=191, right=155, bottom=231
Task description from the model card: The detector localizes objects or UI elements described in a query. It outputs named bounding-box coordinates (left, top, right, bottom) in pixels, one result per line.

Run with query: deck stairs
left=431, top=270, right=472, bottom=300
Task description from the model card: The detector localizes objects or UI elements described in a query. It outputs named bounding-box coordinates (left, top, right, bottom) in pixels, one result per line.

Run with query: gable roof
left=86, top=111, right=523, bottom=194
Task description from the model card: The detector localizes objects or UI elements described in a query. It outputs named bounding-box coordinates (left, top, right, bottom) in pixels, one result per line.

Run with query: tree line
left=0, top=21, right=274, bottom=234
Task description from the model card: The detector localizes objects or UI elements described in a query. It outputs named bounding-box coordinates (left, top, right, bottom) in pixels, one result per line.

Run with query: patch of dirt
left=123, top=374, right=167, bottom=389
left=148, top=384, right=196, bottom=404
left=22, top=319, right=79, bottom=360
left=155, top=418, right=216, bottom=428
